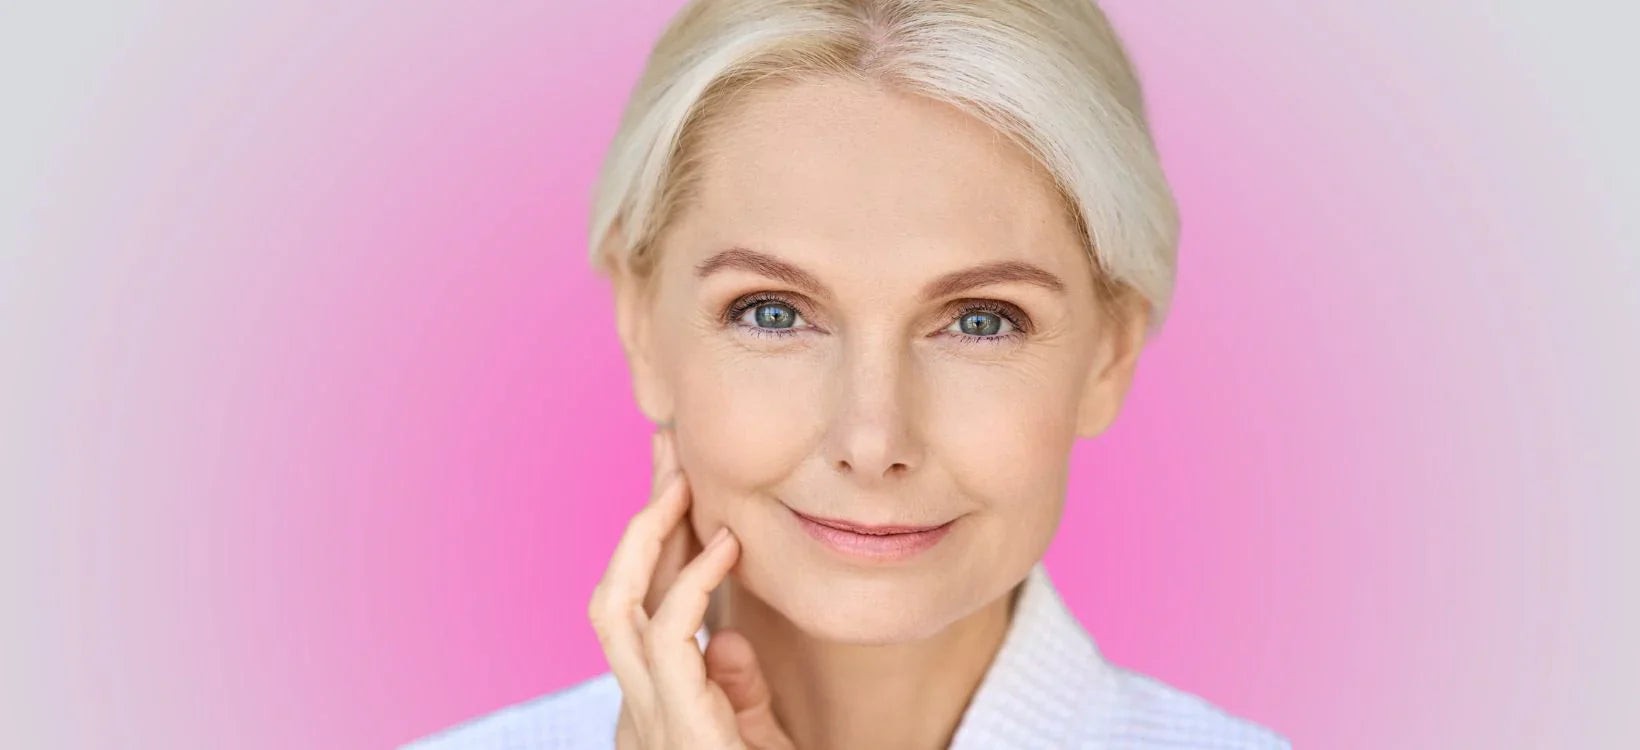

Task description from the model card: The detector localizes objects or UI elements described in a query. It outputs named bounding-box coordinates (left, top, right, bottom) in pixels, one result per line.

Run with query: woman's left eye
left=946, top=309, right=1017, bottom=338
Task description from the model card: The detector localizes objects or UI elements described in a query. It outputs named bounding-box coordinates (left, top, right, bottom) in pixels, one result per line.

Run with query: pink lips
left=788, top=507, right=956, bottom=562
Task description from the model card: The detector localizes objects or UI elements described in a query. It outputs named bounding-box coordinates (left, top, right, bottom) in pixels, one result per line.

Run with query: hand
left=587, top=427, right=796, bottom=750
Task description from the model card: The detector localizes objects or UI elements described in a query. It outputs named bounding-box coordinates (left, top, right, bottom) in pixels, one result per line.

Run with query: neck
left=706, top=578, right=1022, bottom=750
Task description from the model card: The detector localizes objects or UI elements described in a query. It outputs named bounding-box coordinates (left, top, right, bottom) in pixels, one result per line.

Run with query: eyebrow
left=921, top=259, right=1065, bottom=299
left=694, top=247, right=1066, bottom=299
left=695, top=247, right=825, bottom=295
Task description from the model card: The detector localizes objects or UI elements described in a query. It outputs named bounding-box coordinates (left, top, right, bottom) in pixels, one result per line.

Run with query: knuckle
left=588, top=616, right=610, bottom=646
left=587, top=603, right=617, bottom=640
left=624, top=505, right=657, bottom=533
left=586, top=588, right=608, bottom=624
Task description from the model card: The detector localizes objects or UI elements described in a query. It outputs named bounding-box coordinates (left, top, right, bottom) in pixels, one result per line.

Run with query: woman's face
left=613, top=77, right=1146, bottom=644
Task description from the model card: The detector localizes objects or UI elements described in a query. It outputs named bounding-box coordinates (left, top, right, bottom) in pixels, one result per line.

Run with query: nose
left=822, top=333, right=925, bottom=483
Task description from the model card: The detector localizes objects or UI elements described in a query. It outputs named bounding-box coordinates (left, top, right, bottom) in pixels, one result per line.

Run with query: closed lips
left=787, top=504, right=958, bottom=563
left=789, top=509, right=952, bottom=535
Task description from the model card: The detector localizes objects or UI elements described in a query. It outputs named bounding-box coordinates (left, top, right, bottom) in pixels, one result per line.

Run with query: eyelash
left=723, top=293, right=1031, bottom=345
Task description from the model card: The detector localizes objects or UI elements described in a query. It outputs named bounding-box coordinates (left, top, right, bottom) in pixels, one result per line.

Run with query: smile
left=786, top=506, right=957, bottom=562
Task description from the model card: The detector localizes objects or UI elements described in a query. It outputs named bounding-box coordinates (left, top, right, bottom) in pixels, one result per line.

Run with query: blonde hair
left=588, top=0, right=1179, bottom=337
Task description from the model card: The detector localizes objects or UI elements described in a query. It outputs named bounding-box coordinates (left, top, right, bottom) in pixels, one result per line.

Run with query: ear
left=1074, top=289, right=1150, bottom=438
left=604, top=222, right=676, bottom=424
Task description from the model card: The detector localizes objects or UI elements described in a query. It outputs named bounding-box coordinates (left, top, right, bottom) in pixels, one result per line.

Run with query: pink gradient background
left=7, top=1, right=1637, bottom=748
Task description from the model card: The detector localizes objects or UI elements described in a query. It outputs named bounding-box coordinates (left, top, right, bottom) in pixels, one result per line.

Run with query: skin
left=590, top=75, right=1149, bottom=750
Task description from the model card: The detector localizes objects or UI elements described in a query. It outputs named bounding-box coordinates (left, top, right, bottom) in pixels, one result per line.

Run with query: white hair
left=588, top=0, right=1179, bottom=336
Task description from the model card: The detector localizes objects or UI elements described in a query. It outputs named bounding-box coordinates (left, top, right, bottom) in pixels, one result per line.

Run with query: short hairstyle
left=588, top=0, right=1179, bottom=337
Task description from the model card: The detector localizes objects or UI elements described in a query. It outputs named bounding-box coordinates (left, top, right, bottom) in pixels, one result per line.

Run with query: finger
left=614, top=701, right=641, bottom=750
left=650, top=428, right=676, bottom=497
left=645, top=428, right=696, bottom=615
left=648, top=526, right=739, bottom=701
left=588, top=470, right=692, bottom=710
left=705, top=629, right=795, bottom=749
left=645, top=507, right=698, bottom=615
left=596, top=469, right=691, bottom=619
left=642, top=423, right=688, bottom=610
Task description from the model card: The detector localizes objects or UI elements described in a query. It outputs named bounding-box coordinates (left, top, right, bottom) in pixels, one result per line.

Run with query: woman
left=408, top=0, right=1289, bottom=748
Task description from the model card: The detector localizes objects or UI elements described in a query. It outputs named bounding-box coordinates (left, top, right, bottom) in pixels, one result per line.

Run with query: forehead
left=672, top=77, right=1085, bottom=277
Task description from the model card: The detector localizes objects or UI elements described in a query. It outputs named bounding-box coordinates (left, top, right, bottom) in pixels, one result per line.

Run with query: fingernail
left=708, top=526, right=730, bottom=548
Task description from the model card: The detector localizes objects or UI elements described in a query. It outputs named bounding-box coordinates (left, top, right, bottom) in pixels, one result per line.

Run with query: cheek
left=926, top=361, right=1078, bottom=528
left=670, top=345, right=826, bottom=512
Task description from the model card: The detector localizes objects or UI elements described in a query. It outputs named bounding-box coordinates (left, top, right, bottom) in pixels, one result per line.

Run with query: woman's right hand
left=587, top=427, right=796, bottom=750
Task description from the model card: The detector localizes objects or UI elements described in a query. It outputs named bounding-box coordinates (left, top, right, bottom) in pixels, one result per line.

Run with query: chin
left=736, top=559, right=967, bottom=645
left=790, top=604, right=952, bottom=645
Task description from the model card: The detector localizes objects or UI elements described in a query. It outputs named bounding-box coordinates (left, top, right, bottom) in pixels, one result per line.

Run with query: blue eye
left=751, top=302, right=798, bottom=329
left=948, top=309, right=1016, bottom=338
left=731, top=297, right=810, bottom=334
left=957, top=311, right=1005, bottom=336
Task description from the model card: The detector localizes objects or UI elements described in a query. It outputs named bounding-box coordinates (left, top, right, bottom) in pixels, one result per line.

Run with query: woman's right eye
left=733, top=299, right=811, bottom=333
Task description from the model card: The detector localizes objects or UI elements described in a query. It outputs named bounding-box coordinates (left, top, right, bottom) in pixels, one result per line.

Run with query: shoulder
left=398, top=672, right=622, bottom=750
left=1093, top=664, right=1291, bottom=749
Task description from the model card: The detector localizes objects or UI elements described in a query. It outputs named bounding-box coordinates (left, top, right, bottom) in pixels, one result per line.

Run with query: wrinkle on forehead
left=674, top=77, right=1087, bottom=279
